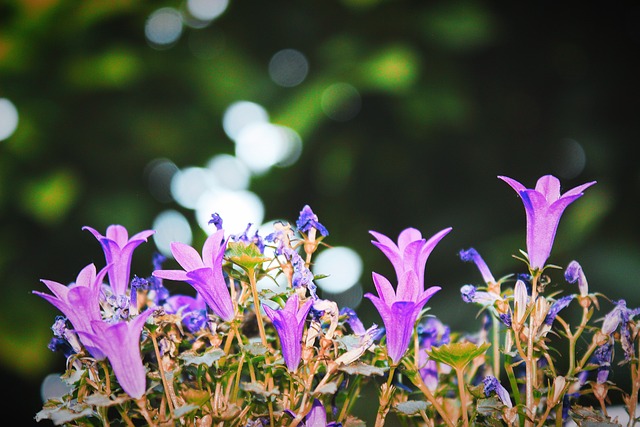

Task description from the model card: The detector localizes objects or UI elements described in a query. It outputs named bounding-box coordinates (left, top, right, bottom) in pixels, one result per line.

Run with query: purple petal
left=371, top=272, right=397, bottom=304
left=535, top=175, right=561, bottom=203
left=170, top=242, right=205, bottom=271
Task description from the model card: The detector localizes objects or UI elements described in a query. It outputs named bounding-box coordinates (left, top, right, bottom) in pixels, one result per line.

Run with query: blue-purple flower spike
left=296, top=205, right=329, bottom=236
left=459, top=248, right=496, bottom=285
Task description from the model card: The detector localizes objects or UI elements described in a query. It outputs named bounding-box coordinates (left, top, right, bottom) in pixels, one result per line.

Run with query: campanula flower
left=365, top=228, right=448, bottom=364
left=152, top=229, right=235, bottom=321
left=283, top=247, right=317, bottom=298
left=79, top=309, right=154, bottom=399
left=370, top=227, right=451, bottom=289
left=34, top=263, right=111, bottom=359
left=164, top=293, right=208, bottom=333
left=263, top=293, right=313, bottom=371
left=417, top=317, right=451, bottom=390
left=498, top=175, right=596, bottom=271
left=285, top=399, right=342, bottom=427
left=83, top=225, right=155, bottom=296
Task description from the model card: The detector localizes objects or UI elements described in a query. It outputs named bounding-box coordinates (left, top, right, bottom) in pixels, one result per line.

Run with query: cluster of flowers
left=34, top=175, right=640, bottom=427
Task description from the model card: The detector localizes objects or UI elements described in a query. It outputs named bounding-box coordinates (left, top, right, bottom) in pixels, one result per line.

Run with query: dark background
left=1, top=1, right=639, bottom=425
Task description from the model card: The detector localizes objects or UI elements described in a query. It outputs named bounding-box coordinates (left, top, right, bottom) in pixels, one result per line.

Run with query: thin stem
left=492, top=315, right=501, bottom=377
left=524, top=272, right=540, bottom=427
left=246, top=268, right=268, bottom=347
left=411, top=369, right=456, bottom=427
left=150, top=332, right=175, bottom=417
left=455, top=367, right=469, bottom=427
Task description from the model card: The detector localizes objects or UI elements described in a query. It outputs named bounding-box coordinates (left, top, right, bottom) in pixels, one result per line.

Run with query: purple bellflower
left=83, top=225, right=155, bottom=297
left=34, top=263, right=111, bottom=360
left=79, top=309, right=154, bottom=399
left=365, top=228, right=449, bottom=364
left=263, top=293, right=313, bottom=372
left=153, top=229, right=235, bottom=322
left=498, top=175, right=596, bottom=271
left=370, top=227, right=452, bottom=289
left=285, top=399, right=342, bottom=427
left=164, top=293, right=208, bottom=333
left=565, top=260, right=589, bottom=297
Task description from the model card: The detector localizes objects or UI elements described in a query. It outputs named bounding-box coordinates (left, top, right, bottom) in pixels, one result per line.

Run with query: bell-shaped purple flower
left=83, top=225, right=155, bottom=297
left=498, top=175, right=596, bottom=271
left=365, top=228, right=448, bottom=364
left=263, top=294, right=313, bottom=372
left=370, top=227, right=451, bottom=290
left=34, top=263, right=111, bottom=359
left=153, top=229, right=235, bottom=322
left=80, top=309, right=154, bottom=399
left=164, top=293, right=208, bottom=333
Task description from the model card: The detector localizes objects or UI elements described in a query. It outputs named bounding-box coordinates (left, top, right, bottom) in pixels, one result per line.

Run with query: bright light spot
left=195, top=189, right=264, bottom=236
left=312, top=246, right=363, bottom=293
left=171, top=166, right=217, bottom=209
left=274, top=127, right=303, bottom=168
left=553, top=138, right=587, bottom=180
left=222, top=101, right=269, bottom=141
left=41, top=373, right=72, bottom=401
left=321, top=83, right=362, bottom=122
left=206, top=153, right=251, bottom=191
left=145, top=8, right=183, bottom=48
left=268, top=49, right=309, bottom=87
left=152, top=210, right=193, bottom=257
left=235, top=122, right=294, bottom=175
left=322, top=282, right=364, bottom=309
left=187, top=0, right=228, bottom=21
left=145, top=158, right=179, bottom=203
left=0, top=98, right=19, bottom=141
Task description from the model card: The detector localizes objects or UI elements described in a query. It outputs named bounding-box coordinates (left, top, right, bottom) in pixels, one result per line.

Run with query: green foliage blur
left=1, top=1, right=639, bottom=424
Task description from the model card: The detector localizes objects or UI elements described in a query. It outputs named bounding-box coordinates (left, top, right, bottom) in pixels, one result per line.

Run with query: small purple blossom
left=460, top=284, right=498, bottom=306
left=565, top=260, right=588, bottom=297
left=153, top=229, right=235, bottom=321
left=263, top=294, right=313, bottom=371
left=285, top=399, right=342, bottom=427
left=296, top=205, right=329, bottom=237
left=544, top=295, right=575, bottom=325
left=284, top=247, right=317, bottom=298
left=417, top=318, right=451, bottom=390
left=499, top=313, right=512, bottom=327
left=340, top=307, right=366, bottom=336
left=483, top=375, right=512, bottom=407
left=83, top=225, right=155, bottom=297
left=231, top=223, right=265, bottom=253
left=459, top=248, right=496, bottom=285
left=208, top=213, right=223, bottom=230
left=594, top=342, right=613, bottom=383
left=164, top=294, right=208, bottom=333
left=498, top=175, right=596, bottom=271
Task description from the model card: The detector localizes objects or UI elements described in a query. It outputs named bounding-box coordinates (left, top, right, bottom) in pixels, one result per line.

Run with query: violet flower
left=80, top=309, right=154, bottom=399
left=83, top=225, right=155, bottom=297
left=285, top=399, right=342, bottom=427
left=164, top=293, right=208, bottom=333
left=153, top=229, right=235, bottom=322
left=565, top=260, right=588, bottom=297
left=370, top=227, right=452, bottom=288
left=34, top=263, right=111, bottom=360
left=459, top=248, right=496, bottom=285
left=498, top=175, right=596, bottom=271
left=263, top=294, right=313, bottom=372
left=296, top=205, right=329, bottom=237
left=483, top=375, right=512, bottom=407
left=365, top=228, right=448, bottom=364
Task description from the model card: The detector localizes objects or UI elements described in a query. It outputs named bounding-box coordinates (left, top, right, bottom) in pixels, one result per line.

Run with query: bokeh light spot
left=312, top=246, right=363, bottom=293
left=0, top=98, right=19, bottom=141
left=222, top=101, right=269, bottom=141
left=145, top=7, right=183, bottom=48
left=186, top=0, right=228, bottom=22
left=235, top=122, right=295, bottom=175
left=322, top=282, right=364, bottom=309
left=321, top=83, right=362, bottom=122
left=206, top=153, right=251, bottom=191
left=171, top=166, right=217, bottom=209
left=152, top=210, right=193, bottom=257
left=553, top=138, right=587, bottom=180
left=195, top=189, right=264, bottom=236
left=145, top=158, right=179, bottom=203
left=268, top=49, right=309, bottom=87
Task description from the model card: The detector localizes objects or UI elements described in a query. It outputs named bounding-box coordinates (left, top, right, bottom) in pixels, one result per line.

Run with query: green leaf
left=338, top=362, right=386, bottom=377
left=226, top=242, right=265, bottom=270
left=243, top=342, right=269, bottom=356
left=394, top=400, right=428, bottom=415
left=174, top=404, right=200, bottom=417
left=426, top=341, right=491, bottom=370
left=179, top=347, right=225, bottom=366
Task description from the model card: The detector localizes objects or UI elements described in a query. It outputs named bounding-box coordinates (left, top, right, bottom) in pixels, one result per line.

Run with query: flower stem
left=150, top=331, right=175, bottom=417
left=455, top=367, right=469, bottom=427
left=524, top=272, right=540, bottom=427
left=411, top=369, right=456, bottom=427
left=246, top=268, right=268, bottom=347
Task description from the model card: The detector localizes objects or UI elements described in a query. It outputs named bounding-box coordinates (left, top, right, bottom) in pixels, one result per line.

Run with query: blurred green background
left=2, top=0, right=639, bottom=425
